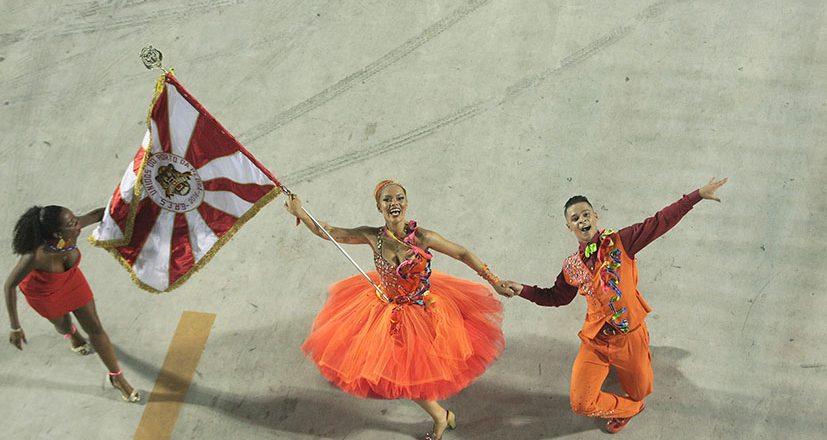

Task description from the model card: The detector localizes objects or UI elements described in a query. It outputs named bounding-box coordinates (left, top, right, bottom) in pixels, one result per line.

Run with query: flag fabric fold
left=91, top=73, right=282, bottom=293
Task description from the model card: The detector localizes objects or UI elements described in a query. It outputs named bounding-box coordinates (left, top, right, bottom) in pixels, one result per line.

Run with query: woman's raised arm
left=284, top=194, right=372, bottom=245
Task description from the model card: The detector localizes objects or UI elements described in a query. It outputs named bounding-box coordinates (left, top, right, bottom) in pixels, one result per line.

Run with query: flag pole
left=281, top=187, right=390, bottom=303
left=138, top=45, right=388, bottom=302
left=302, top=205, right=389, bottom=302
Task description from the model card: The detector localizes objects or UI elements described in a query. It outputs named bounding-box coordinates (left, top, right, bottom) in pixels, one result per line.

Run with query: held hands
left=492, top=282, right=512, bottom=297
left=493, top=280, right=524, bottom=298
left=8, top=329, right=26, bottom=350
left=699, top=177, right=728, bottom=202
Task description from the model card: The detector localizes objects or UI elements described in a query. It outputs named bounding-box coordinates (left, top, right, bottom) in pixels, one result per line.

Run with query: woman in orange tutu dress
left=285, top=180, right=511, bottom=440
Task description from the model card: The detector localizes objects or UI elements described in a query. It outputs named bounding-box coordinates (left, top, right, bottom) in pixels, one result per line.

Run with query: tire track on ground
left=238, top=0, right=492, bottom=144
left=278, top=0, right=677, bottom=186
left=187, top=0, right=312, bottom=67
left=282, top=101, right=490, bottom=183
left=0, top=1, right=309, bottom=102
left=54, top=0, right=247, bottom=37
left=0, top=0, right=247, bottom=46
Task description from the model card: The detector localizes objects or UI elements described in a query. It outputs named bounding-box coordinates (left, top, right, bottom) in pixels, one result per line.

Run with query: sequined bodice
left=373, top=223, right=432, bottom=301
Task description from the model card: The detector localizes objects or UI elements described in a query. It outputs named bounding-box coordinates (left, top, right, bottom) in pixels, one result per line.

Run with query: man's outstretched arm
left=621, top=177, right=728, bottom=259
left=503, top=272, right=578, bottom=307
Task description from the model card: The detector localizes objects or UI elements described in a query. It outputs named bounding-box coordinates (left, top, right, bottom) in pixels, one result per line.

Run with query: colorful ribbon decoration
left=384, top=221, right=434, bottom=335
left=384, top=221, right=432, bottom=303
left=595, top=230, right=630, bottom=333
left=584, top=242, right=598, bottom=259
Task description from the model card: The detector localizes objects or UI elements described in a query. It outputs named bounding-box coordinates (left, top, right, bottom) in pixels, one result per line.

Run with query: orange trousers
left=570, top=322, right=652, bottom=419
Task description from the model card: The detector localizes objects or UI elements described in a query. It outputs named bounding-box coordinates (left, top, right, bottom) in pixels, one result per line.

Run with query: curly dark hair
left=12, top=205, right=63, bottom=255
left=564, top=195, right=592, bottom=217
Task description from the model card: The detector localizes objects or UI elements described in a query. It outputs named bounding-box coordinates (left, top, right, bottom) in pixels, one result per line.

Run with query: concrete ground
left=1, top=1, right=825, bottom=439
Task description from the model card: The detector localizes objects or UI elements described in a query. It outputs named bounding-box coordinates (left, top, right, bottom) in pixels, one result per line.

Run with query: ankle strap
left=63, top=323, right=77, bottom=340
left=108, top=369, right=123, bottom=377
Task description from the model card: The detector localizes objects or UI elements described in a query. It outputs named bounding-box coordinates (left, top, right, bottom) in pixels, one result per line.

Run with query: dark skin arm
left=6, top=206, right=105, bottom=349
left=5, top=253, right=36, bottom=350
left=77, top=207, right=105, bottom=228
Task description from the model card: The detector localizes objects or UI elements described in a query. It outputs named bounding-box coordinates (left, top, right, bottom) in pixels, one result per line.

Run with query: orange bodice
left=373, top=221, right=432, bottom=304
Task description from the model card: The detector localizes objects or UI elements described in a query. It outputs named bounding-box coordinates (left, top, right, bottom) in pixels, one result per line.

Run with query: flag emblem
left=145, top=152, right=204, bottom=211
left=90, top=73, right=282, bottom=293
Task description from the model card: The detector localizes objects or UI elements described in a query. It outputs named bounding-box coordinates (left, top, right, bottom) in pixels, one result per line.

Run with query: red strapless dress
left=301, top=223, right=504, bottom=400
left=18, top=252, right=94, bottom=320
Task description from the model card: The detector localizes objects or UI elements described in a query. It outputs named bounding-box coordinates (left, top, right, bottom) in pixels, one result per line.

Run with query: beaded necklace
left=45, top=241, right=78, bottom=253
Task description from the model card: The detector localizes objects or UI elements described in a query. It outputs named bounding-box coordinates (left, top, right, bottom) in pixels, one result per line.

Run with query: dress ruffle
left=301, top=270, right=504, bottom=400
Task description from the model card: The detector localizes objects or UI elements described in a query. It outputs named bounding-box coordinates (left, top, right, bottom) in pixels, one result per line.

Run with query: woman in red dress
left=5, top=205, right=140, bottom=403
left=285, top=180, right=511, bottom=440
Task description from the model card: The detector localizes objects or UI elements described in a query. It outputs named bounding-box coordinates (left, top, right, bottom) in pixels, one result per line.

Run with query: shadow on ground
left=98, top=327, right=707, bottom=439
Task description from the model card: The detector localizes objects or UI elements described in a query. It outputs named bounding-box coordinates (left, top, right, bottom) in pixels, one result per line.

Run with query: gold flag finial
left=140, top=45, right=165, bottom=71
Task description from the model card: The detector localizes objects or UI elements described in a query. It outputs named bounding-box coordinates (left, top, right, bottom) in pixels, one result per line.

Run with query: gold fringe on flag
left=105, top=186, right=281, bottom=294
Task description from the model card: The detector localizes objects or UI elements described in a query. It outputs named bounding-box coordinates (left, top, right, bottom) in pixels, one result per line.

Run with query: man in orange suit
left=504, top=177, right=728, bottom=433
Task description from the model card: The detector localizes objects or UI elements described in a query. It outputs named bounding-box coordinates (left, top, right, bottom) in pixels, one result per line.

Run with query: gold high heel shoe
left=108, top=369, right=141, bottom=403
left=64, top=324, right=92, bottom=355
left=423, top=410, right=457, bottom=440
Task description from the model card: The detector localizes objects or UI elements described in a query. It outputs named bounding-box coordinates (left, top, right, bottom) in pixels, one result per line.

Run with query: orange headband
left=374, top=180, right=406, bottom=203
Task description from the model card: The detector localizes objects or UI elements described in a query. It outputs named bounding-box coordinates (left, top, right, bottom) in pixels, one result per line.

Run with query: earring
left=56, top=238, right=66, bottom=250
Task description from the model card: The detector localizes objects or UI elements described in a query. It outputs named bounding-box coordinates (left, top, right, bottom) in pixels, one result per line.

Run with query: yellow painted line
left=133, top=311, right=216, bottom=440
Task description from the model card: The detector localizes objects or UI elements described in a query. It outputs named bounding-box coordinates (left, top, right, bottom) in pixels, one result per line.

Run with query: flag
left=90, top=72, right=282, bottom=293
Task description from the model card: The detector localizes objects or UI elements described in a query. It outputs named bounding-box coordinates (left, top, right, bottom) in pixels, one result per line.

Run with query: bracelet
left=10, top=327, right=22, bottom=333
left=477, top=264, right=501, bottom=285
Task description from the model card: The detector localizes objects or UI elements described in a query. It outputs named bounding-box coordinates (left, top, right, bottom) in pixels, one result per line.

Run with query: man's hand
left=493, top=280, right=524, bottom=298
left=493, top=282, right=513, bottom=298
left=505, top=280, right=524, bottom=297
left=699, top=177, right=728, bottom=202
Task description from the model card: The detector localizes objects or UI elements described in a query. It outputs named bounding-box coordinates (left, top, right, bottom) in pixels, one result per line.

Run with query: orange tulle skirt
left=301, top=271, right=504, bottom=400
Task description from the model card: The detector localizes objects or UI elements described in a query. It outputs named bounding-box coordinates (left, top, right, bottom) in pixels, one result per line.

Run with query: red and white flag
left=91, top=73, right=282, bottom=292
